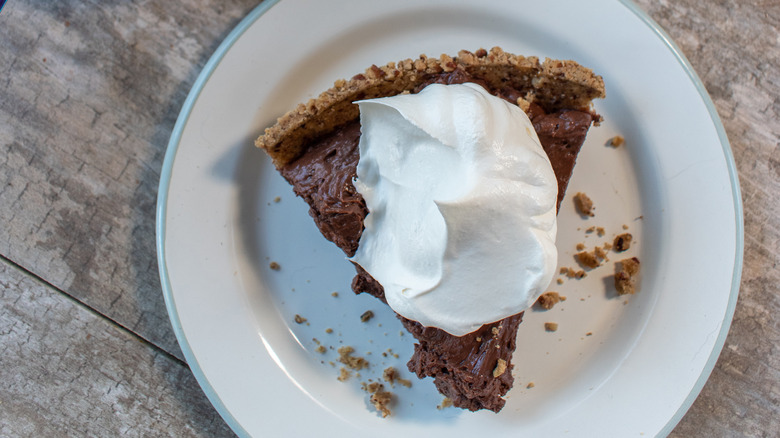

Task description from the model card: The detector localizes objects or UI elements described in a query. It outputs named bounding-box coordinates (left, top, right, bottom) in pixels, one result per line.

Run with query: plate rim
left=155, top=1, right=744, bottom=437
left=156, top=1, right=281, bottom=437
left=615, top=1, right=744, bottom=436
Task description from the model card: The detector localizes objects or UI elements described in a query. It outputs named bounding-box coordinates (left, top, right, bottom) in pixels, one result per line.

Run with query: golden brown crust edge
left=256, top=46, right=605, bottom=167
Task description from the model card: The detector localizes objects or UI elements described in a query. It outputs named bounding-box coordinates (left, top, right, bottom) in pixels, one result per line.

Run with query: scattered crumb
left=338, top=346, right=369, bottom=370
left=574, top=192, right=595, bottom=217
left=586, top=332, right=593, bottom=336
left=556, top=278, right=564, bottom=285
left=437, top=397, right=453, bottom=410
left=615, top=257, right=641, bottom=295
left=363, top=382, right=393, bottom=418
left=383, top=367, right=412, bottom=388
left=360, top=310, right=374, bottom=322
left=622, top=224, right=629, bottom=230
left=596, top=227, right=605, bottom=237
left=516, top=97, right=531, bottom=113
left=273, top=196, right=281, bottom=203
left=562, top=267, right=587, bottom=279
left=526, top=382, right=535, bottom=389
left=325, top=328, right=333, bottom=334
left=544, top=322, right=559, bottom=332
left=331, top=291, right=339, bottom=297
left=603, top=241, right=613, bottom=250
left=293, top=314, right=307, bottom=324
left=607, top=135, right=625, bottom=147
left=586, top=226, right=596, bottom=234
left=315, top=345, right=326, bottom=354
left=614, top=233, right=633, bottom=252
left=575, top=250, right=602, bottom=269
left=337, top=367, right=352, bottom=381
left=536, top=291, right=563, bottom=310
left=493, top=358, right=508, bottom=377
left=594, top=246, right=609, bottom=261
left=269, top=261, right=281, bottom=271
left=576, top=242, right=586, bottom=251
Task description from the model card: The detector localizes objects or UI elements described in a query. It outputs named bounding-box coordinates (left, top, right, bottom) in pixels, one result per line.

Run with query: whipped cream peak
left=351, top=83, right=558, bottom=336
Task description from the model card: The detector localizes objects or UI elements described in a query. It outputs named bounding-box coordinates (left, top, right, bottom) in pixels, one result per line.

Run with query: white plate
left=156, top=0, right=743, bottom=436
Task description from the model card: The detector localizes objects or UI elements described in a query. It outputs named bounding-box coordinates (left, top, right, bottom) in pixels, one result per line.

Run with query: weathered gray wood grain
left=633, top=1, right=780, bottom=436
left=0, top=259, right=234, bottom=437
left=0, top=0, right=261, bottom=358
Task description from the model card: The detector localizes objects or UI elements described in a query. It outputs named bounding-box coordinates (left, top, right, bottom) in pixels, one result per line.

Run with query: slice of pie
left=256, top=47, right=605, bottom=412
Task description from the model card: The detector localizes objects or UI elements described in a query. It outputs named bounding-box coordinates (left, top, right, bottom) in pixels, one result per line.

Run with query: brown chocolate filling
left=280, top=70, right=595, bottom=412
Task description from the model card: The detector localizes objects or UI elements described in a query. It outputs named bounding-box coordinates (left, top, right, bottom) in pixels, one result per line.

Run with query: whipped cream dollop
left=351, top=83, right=558, bottom=336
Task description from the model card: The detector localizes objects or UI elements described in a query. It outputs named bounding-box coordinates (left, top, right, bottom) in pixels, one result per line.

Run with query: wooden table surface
left=1, top=1, right=777, bottom=436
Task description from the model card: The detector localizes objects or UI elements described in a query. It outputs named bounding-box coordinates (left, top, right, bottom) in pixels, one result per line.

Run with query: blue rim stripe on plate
left=617, top=1, right=744, bottom=436
left=156, top=1, right=281, bottom=437
left=156, top=1, right=745, bottom=436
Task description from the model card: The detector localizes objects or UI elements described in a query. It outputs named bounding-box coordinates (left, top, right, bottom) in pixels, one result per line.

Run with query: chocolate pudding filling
left=279, top=70, right=595, bottom=412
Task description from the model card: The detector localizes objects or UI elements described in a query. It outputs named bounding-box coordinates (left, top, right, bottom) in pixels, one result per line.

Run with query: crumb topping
left=574, top=192, right=595, bottom=217
left=594, top=246, right=609, bottom=261
left=575, top=250, right=602, bottom=269
left=493, top=358, right=508, bottom=377
left=338, top=346, right=369, bottom=371
left=337, top=367, right=351, bottom=381
left=607, top=135, right=625, bottom=147
left=383, top=367, right=412, bottom=388
left=615, top=257, right=641, bottom=295
left=537, top=291, right=563, bottom=310
left=360, top=310, right=374, bottom=322
left=363, top=382, right=393, bottom=418
left=293, top=314, right=307, bottom=324
left=437, top=397, right=453, bottom=410
left=561, top=267, right=587, bottom=278
left=614, top=233, right=633, bottom=252
left=256, top=47, right=606, bottom=167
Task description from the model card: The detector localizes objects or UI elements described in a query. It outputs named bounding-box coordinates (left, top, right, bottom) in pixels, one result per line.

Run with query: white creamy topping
left=351, top=83, right=558, bottom=336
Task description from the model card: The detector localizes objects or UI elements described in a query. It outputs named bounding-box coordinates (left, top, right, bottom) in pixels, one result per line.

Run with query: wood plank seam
left=0, top=253, right=186, bottom=368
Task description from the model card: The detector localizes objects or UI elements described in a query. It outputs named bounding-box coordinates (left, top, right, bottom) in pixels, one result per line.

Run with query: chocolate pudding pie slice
left=257, top=47, right=605, bottom=413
